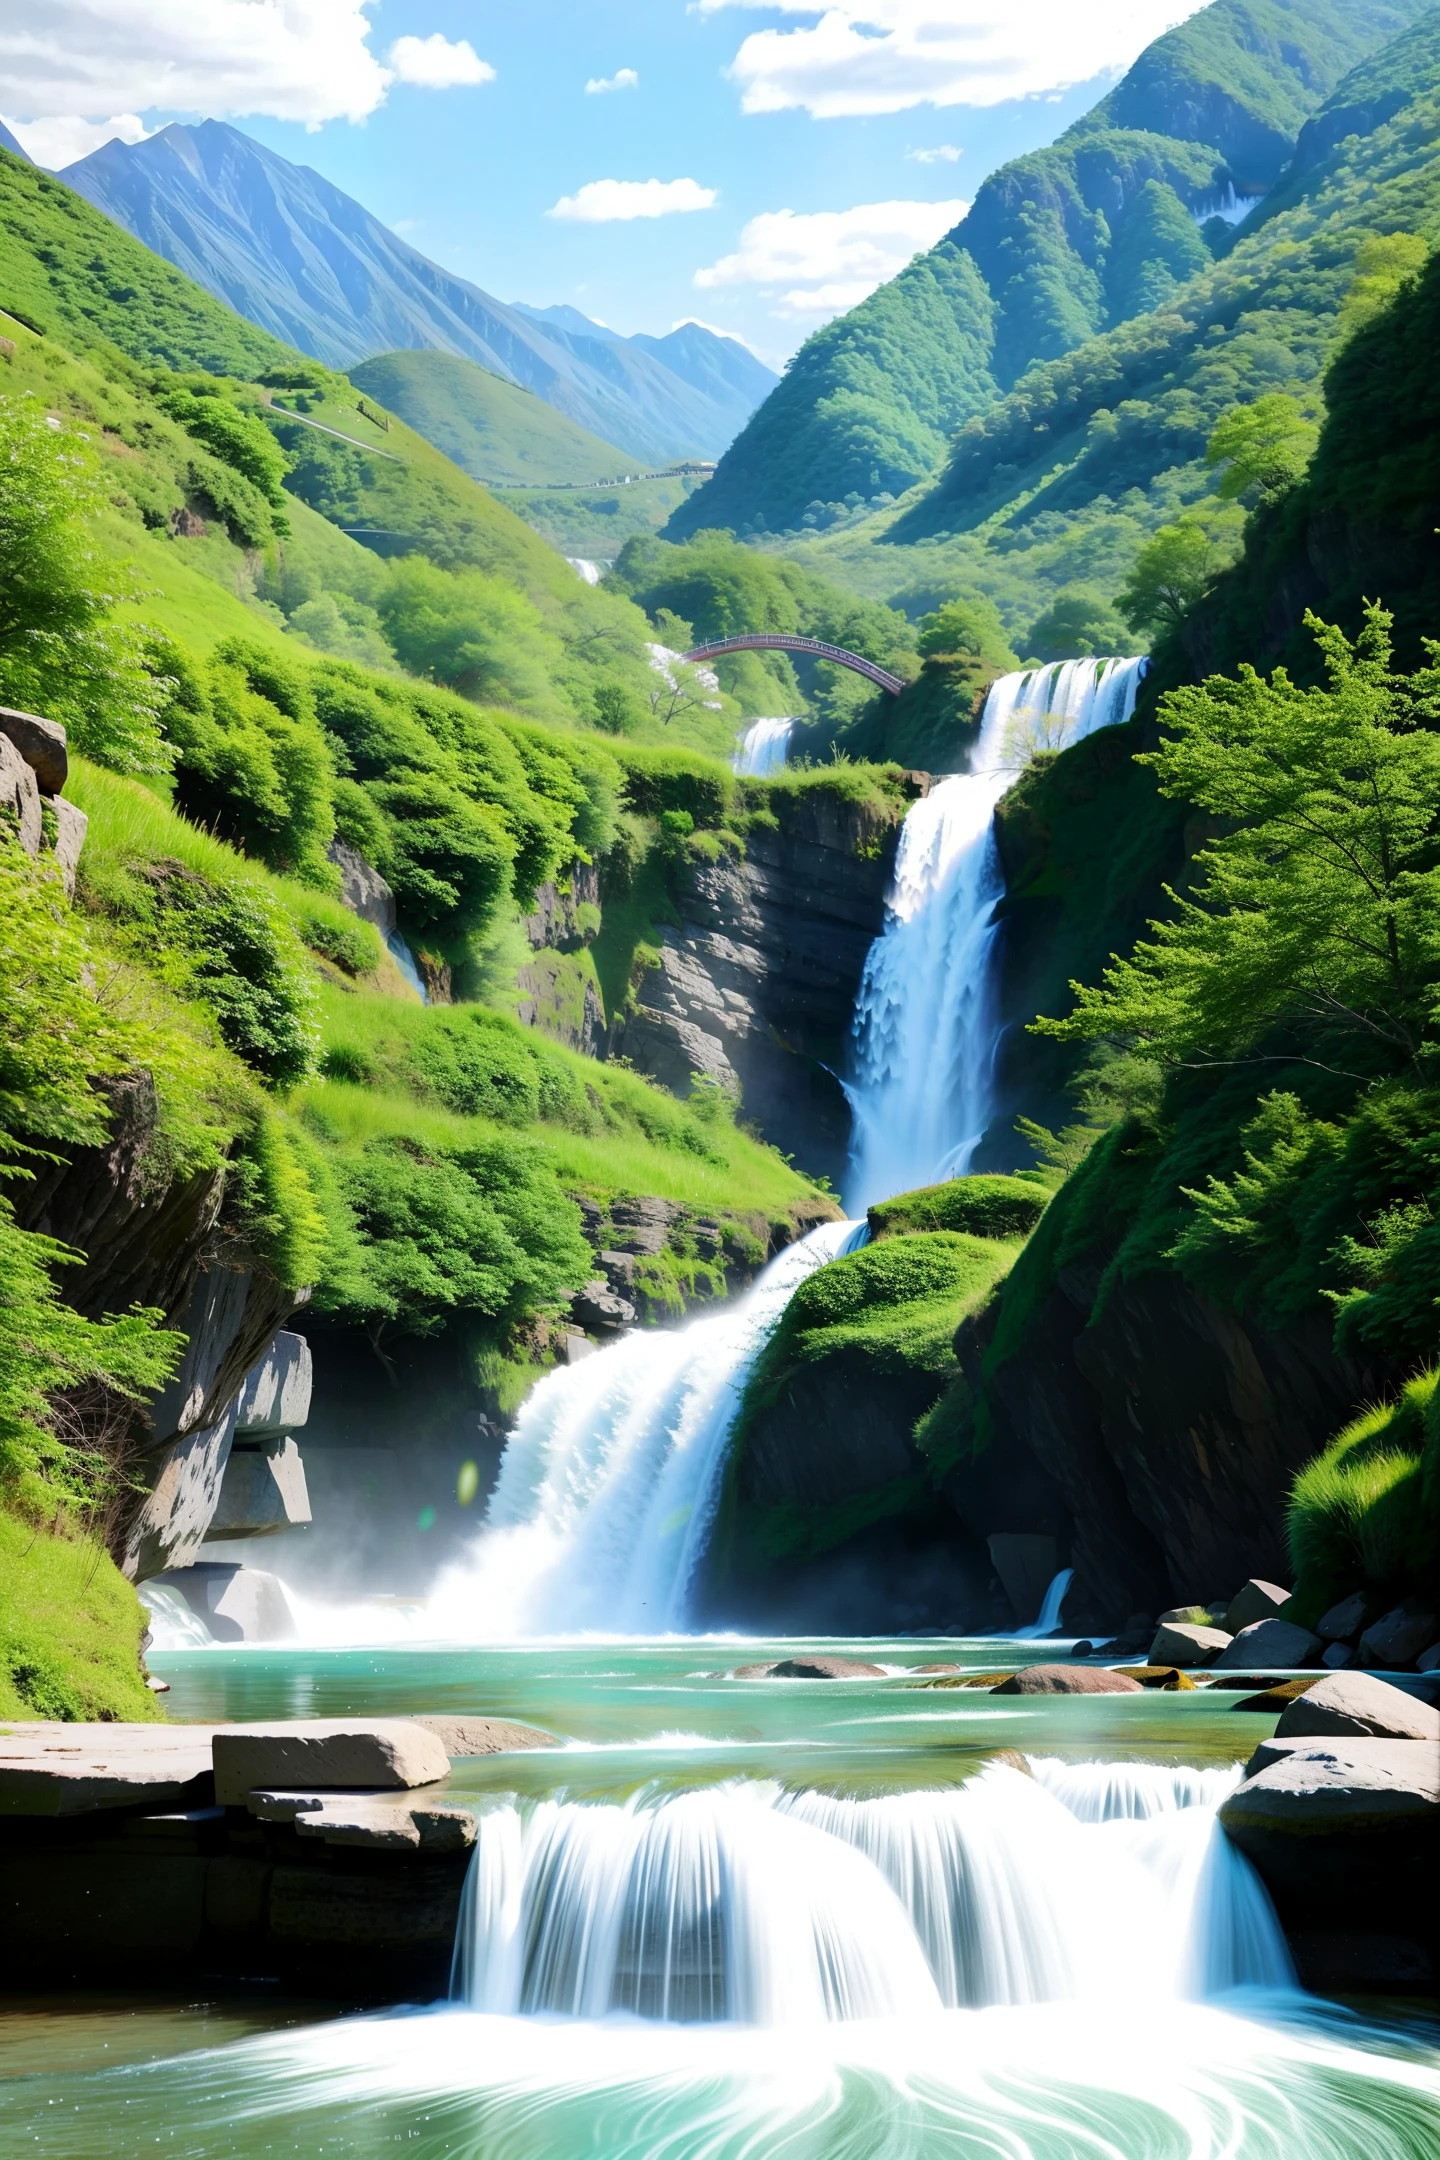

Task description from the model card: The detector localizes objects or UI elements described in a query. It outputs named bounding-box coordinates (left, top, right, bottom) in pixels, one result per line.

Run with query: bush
left=409, top=1008, right=543, bottom=1126
left=135, top=860, right=317, bottom=1086
left=869, top=1174, right=1048, bottom=1243
left=1288, top=1373, right=1439, bottom=1611
left=615, top=744, right=734, bottom=828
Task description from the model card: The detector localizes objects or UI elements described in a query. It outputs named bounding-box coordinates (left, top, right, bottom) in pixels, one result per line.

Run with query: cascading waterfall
left=452, top=1761, right=1292, bottom=2024
left=846, top=655, right=1148, bottom=1210
left=733, top=716, right=795, bottom=775
left=424, top=1219, right=866, bottom=1636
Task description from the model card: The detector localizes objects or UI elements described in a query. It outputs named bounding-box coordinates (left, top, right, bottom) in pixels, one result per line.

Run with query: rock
left=250, top=1790, right=478, bottom=1853
left=1231, top=1676, right=1320, bottom=1712
left=212, top=1721, right=449, bottom=1806
left=1274, top=1670, right=1440, bottom=1743
left=1149, top=1621, right=1232, bottom=1665
left=1322, top=1641, right=1356, bottom=1670
left=0, top=731, right=41, bottom=857
left=911, top=1662, right=962, bottom=1674
left=1070, top=1640, right=1095, bottom=1657
left=1419, top=1641, right=1440, bottom=1673
left=570, top=1279, right=635, bottom=1331
left=124, top=1403, right=239, bottom=1581
left=987, top=1533, right=1059, bottom=1628
left=990, top=1665, right=1144, bottom=1695
left=233, top=1331, right=313, bottom=1436
left=1214, top=1618, right=1322, bottom=1669
left=413, top=1715, right=559, bottom=1756
left=597, top=1250, right=637, bottom=1291
left=328, top=839, right=396, bottom=937
left=1316, top=1591, right=1369, bottom=1643
left=0, top=706, right=67, bottom=794
left=1224, top=1579, right=1292, bottom=1636
left=732, top=1655, right=886, bottom=1679
left=985, top=1749, right=1034, bottom=1776
left=608, top=1195, right=683, bottom=1257
left=148, top=1562, right=296, bottom=1643
left=1220, top=1737, right=1440, bottom=1835
left=1112, top=1666, right=1197, bottom=1690
left=0, top=1723, right=216, bottom=1815
left=1359, top=1605, right=1440, bottom=1669
left=1158, top=1605, right=1215, bottom=1626
left=916, top=1671, right=1016, bottom=1690
left=563, top=1330, right=596, bottom=1363
left=206, top=1436, right=312, bottom=1539
left=49, top=796, right=87, bottom=895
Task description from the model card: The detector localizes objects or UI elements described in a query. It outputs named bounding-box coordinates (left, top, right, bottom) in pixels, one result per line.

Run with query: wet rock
left=732, top=1655, right=887, bottom=1679
left=0, top=1723, right=216, bottom=1815
left=1317, top=1591, right=1369, bottom=1643
left=1274, top=1670, right=1440, bottom=1743
left=1214, top=1618, right=1321, bottom=1669
left=1220, top=1737, right=1440, bottom=1836
left=990, top=1664, right=1144, bottom=1695
left=911, top=1662, right=963, bottom=1674
left=1418, top=1641, right=1440, bottom=1673
left=570, top=1279, right=636, bottom=1331
left=1224, top=1579, right=1292, bottom=1636
left=985, top=1749, right=1034, bottom=1776
left=608, top=1195, right=684, bottom=1257
left=0, top=705, right=68, bottom=794
left=250, top=1790, right=478, bottom=1853
left=1359, top=1604, right=1440, bottom=1669
left=205, top=1437, right=312, bottom=1538
left=1231, top=1676, right=1321, bottom=1711
left=212, top=1721, right=449, bottom=1805
left=915, top=1671, right=1017, bottom=1689
left=1149, top=1620, right=1231, bottom=1665
left=413, top=1716, right=559, bottom=1756
left=1112, top=1666, right=1197, bottom=1690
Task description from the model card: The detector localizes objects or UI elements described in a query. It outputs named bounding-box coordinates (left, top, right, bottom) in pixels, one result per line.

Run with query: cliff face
left=611, top=782, right=919, bottom=1185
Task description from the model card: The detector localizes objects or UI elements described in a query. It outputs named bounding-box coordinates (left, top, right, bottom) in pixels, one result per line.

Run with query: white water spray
left=421, top=1219, right=866, bottom=1637
left=846, top=656, right=1147, bottom=1209
left=733, top=717, right=796, bottom=775
left=452, top=1761, right=1291, bottom=2024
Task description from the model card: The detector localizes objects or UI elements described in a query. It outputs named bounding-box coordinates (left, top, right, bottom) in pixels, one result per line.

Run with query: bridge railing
left=681, top=633, right=905, bottom=697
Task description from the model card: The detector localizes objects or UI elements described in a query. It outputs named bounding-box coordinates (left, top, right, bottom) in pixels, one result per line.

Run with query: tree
left=1035, top=608, right=1440, bottom=1071
left=1206, top=394, right=1319, bottom=502
left=1025, top=587, right=1128, bottom=662
left=0, top=396, right=169, bottom=773
left=916, top=592, right=1016, bottom=665
left=1116, top=522, right=1221, bottom=641
left=1338, top=232, right=1430, bottom=339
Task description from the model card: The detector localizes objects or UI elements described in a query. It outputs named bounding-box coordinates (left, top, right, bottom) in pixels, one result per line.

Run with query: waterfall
left=452, top=1762, right=1292, bottom=2023
left=1014, top=1566, right=1074, bottom=1638
left=424, top=1219, right=867, bottom=1637
left=846, top=655, right=1147, bottom=1209
left=733, top=717, right=795, bottom=776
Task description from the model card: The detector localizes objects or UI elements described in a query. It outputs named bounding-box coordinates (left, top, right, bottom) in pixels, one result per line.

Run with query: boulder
left=212, top=1720, right=449, bottom=1805
left=990, top=1665, right=1144, bottom=1695
left=1220, top=1738, right=1440, bottom=1837
left=0, top=732, right=41, bottom=857
left=1224, top=1579, right=1291, bottom=1636
left=1150, top=1621, right=1231, bottom=1665
left=49, top=796, right=87, bottom=895
left=148, top=1562, right=296, bottom=1642
left=327, top=838, right=396, bottom=937
left=1322, top=1642, right=1356, bottom=1670
left=733, top=1655, right=887, bottom=1679
left=1111, top=1666, right=1196, bottom=1690
left=1359, top=1605, right=1440, bottom=1669
left=1158, top=1605, right=1214, bottom=1626
left=1274, top=1670, right=1440, bottom=1743
left=1231, top=1677, right=1319, bottom=1711
left=1418, top=1641, right=1440, bottom=1673
left=1214, top=1618, right=1321, bottom=1669
left=0, top=706, right=67, bottom=794
left=234, top=1331, right=313, bottom=1436
left=1317, top=1591, right=1369, bottom=1644
left=570, top=1279, right=636, bottom=1331
left=413, top=1715, right=559, bottom=1756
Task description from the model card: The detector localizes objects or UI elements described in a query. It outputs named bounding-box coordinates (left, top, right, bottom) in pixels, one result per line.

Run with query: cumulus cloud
left=549, top=177, right=717, bottom=223
left=388, top=34, right=493, bottom=88
left=585, top=68, right=639, bottom=95
left=698, top=1, right=1203, bottom=119
left=908, top=144, right=962, bottom=164
left=6, top=111, right=152, bottom=167
left=695, top=197, right=965, bottom=318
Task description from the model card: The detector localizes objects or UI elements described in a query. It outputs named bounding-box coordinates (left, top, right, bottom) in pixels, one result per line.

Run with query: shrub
left=1288, top=1372, right=1439, bottom=1609
left=409, top=1008, right=543, bottom=1126
left=136, top=860, right=317, bottom=1086
left=869, top=1175, right=1048, bottom=1243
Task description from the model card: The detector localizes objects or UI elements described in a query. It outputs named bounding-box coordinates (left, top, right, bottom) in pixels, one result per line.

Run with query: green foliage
left=759, top=1233, right=1010, bottom=1375
left=347, top=348, right=633, bottom=489
left=1117, top=522, right=1228, bottom=640
left=0, top=394, right=169, bottom=773
left=1288, top=1371, right=1439, bottom=1608
left=916, top=592, right=1016, bottom=665
left=0, top=1510, right=162, bottom=1722
left=0, top=838, right=132, bottom=1147
left=377, top=554, right=567, bottom=716
left=614, top=742, right=735, bottom=828
left=148, top=374, right=291, bottom=538
left=1038, top=609, right=1440, bottom=1070
left=224, top=1107, right=328, bottom=1292
left=1025, top=588, right=1128, bottom=663
left=1336, top=230, right=1430, bottom=335
left=1205, top=393, right=1319, bottom=500
left=869, top=1175, right=1048, bottom=1242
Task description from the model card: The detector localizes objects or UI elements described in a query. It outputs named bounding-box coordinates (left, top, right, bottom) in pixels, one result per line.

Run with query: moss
left=869, top=1174, right=1049, bottom=1243
left=0, top=1510, right=162, bottom=1722
left=1287, top=1370, right=1439, bottom=1614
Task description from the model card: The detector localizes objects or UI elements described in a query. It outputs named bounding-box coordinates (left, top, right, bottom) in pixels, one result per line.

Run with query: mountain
left=0, top=121, right=29, bottom=164
left=347, top=349, right=638, bottom=489
left=667, top=0, right=1431, bottom=540
left=514, top=304, right=776, bottom=449
left=58, top=122, right=774, bottom=469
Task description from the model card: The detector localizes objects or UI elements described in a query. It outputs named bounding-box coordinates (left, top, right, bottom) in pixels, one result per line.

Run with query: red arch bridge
left=682, top=633, right=905, bottom=698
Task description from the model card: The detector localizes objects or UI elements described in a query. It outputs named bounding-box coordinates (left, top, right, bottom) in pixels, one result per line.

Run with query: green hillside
left=666, top=0, right=1428, bottom=544
left=349, top=348, right=636, bottom=489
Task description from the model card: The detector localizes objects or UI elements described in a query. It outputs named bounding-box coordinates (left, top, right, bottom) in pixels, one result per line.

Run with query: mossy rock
left=868, top=1174, right=1047, bottom=1244
left=913, top=1671, right=1017, bottom=1690
left=1113, top=1666, right=1197, bottom=1690
left=1231, top=1676, right=1322, bottom=1712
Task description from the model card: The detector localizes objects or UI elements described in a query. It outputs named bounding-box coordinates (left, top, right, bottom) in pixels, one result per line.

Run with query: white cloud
left=388, top=34, right=493, bottom=89
left=695, top=197, right=965, bottom=319
left=698, top=2, right=1204, bottom=120
left=908, top=144, right=962, bottom=164
left=585, top=68, right=639, bottom=95
left=6, top=110, right=152, bottom=167
left=549, top=177, right=717, bottom=223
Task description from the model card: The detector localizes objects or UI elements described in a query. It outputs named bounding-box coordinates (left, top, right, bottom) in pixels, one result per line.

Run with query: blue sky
left=2, top=3, right=1203, bottom=365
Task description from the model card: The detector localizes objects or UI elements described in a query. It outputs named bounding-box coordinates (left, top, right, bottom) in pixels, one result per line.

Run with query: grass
left=1287, top=1371, right=1439, bottom=1611
left=869, top=1174, right=1049, bottom=1242
left=0, top=1509, right=162, bottom=1722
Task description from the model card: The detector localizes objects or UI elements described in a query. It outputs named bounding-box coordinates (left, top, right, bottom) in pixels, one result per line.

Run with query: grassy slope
left=348, top=348, right=637, bottom=488
left=0, top=1513, right=160, bottom=1721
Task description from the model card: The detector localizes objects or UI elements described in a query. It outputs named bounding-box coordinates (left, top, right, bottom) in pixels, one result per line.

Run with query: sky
left=0, top=3, right=1204, bottom=366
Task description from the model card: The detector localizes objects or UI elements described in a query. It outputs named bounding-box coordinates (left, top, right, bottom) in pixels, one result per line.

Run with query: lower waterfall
left=733, top=716, right=795, bottom=774
left=421, top=1219, right=866, bottom=1636
left=846, top=654, right=1147, bottom=1210
left=451, top=1761, right=1293, bottom=2024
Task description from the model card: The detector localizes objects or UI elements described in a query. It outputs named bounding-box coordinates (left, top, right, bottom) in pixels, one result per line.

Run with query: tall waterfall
left=452, top=1760, right=1292, bottom=2023
left=733, top=717, right=795, bottom=775
left=846, top=655, right=1147, bottom=1209
left=424, top=1219, right=866, bottom=1636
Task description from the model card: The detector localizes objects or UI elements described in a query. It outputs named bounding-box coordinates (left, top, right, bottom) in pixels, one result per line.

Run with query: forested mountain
left=667, top=0, right=1429, bottom=540
left=347, top=350, right=638, bottom=490
left=59, top=122, right=774, bottom=467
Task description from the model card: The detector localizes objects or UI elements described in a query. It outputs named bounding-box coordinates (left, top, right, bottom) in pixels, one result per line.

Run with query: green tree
left=1035, top=608, right=1440, bottom=1070
left=916, top=592, right=1016, bottom=665
left=1025, top=587, right=1129, bottom=662
left=1116, top=522, right=1222, bottom=641
left=1338, top=232, right=1430, bottom=338
left=1206, top=394, right=1319, bottom=501
left=0, top=396, right=168, bottom=773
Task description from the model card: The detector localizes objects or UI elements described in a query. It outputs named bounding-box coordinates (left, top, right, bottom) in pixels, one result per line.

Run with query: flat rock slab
left=413, top=1715, right=558, bottom=1757
left=991, top=1665, right=1144, bottom=1695
left=1150, top=1621, right=1232, bottom=1665
left=212, top=1722, right=449, bottom=1806
left=248, top=1789, right=477, bottom=1853
left=1275, top=1669, right=1440, bottom=1743
left=732, top=1657, right=887, bottom=1679
left=0, top=1723, right=216, bottom=1816
left=1220, top=1738, right=1440, bottom=1835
